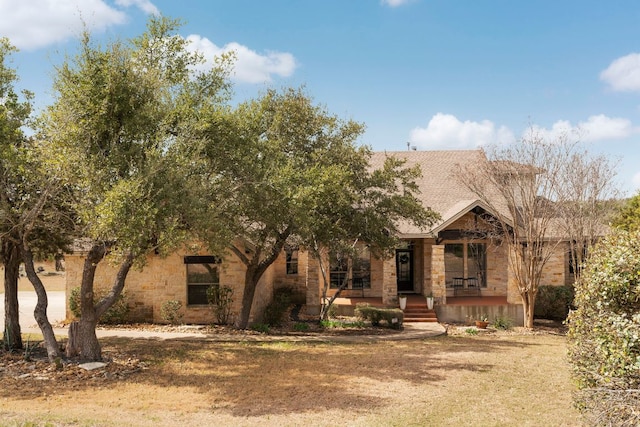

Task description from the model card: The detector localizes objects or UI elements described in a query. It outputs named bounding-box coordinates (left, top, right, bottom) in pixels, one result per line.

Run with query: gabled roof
left=370, top=150, right=505, bottom=237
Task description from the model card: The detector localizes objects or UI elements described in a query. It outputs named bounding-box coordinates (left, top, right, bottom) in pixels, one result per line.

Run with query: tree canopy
left=39, top=16, right=232, bottom=360
left=195, top=87, right=438, bottom=327
left=611, top=192, right=640, bottom=233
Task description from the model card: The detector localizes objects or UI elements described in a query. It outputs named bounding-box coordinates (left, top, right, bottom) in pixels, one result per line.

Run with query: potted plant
left=475, top=315, right=489, bottom=329
left=426, top=292, right=434, bottom=310
left=398, top=294, right=407, bottom=310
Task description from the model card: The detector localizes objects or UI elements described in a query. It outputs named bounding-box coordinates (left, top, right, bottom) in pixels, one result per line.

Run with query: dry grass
left=0, top=331, right=580, bottom=426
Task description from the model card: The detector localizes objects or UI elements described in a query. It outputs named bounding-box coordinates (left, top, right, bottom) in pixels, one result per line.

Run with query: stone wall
left=65, top=247, right=274, bottom=326
left=539, top=243, right=568, bottom=287
left=430, top=245, right=446, bottom=304
left=484, top=243, right=508, bottom=296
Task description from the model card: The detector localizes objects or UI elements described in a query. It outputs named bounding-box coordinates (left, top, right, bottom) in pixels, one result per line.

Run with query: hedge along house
left=64, top=150, right=576, bottom=326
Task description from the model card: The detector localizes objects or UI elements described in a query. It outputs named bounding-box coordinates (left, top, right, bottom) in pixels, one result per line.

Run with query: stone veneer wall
left=422, top=239, right=434, bottom=296
left=430, top=245, right=446, bottom=304
left=484, top=243, right=508, bottom=296
left=65, top=247, right=274, bottom=326
left=381, top=256, right=397, bottom=305
left=539, top=243, right=568, bottom=287
left=270, top=247, right=308, bottom=298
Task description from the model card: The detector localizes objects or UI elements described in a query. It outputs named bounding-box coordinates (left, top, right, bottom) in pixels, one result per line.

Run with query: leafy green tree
left=612, top=191, right=640, bottom=233
left=0, top=38, right=34, bottom=350
left=0, top=38, right=75, bottom=359
left=40, top=17, right=231, bottom=361
left=197, top=87, right=438, bottom=327
left=300, top=154, right=439, bottom=320
left=568, top=230, right=640, bottom=425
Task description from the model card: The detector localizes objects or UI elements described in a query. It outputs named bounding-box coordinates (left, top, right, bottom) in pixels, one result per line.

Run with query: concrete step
left=402, top=306, right=438, bottom=323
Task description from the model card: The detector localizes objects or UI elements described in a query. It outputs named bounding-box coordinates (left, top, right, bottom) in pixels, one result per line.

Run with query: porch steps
left=403, top=303, right=438, bottom=323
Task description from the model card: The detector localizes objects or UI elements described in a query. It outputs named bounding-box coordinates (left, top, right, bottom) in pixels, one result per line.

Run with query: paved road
left=0, top=291, right=66, bottom=331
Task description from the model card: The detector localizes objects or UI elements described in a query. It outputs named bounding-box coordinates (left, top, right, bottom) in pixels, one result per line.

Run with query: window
left=568, top=244, right=588, bottom=276
left=185, top=256, right=219, bottom=305
left=330, top=246, right=371, bottom=289
left=444, top=243, right=487, bottom=288
left=285, top=246, right=299, bottom=275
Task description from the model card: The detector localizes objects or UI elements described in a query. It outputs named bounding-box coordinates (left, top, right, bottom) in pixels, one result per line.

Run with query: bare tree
left=459, top=127, right=611, bottom=328
left=555, top=149, right=620, bottom=282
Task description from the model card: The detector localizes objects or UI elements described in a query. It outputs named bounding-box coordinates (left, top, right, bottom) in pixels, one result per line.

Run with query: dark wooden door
left=396, top=249, right=414, bottom=292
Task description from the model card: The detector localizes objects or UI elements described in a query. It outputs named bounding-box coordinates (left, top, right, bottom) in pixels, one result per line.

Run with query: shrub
left=492, top=315, right=513, bottom=330
left=250, top=323, right=270, bottom=333
left=534, top=285, right=575, bottom=321
left=293, top=322, right=310, bottom=332
left=567, top=230, right=640, bottom=426
left=320, top=319, right=365, bottom=329
left=160, top=300, right=183, bottom=325
left=262, top=287, right=293, bottom=326
left=355, top=303, right=403, bottom=329
left=69, top=287, right=130, bottom=324
left=207, top=284, right=233, bottom=325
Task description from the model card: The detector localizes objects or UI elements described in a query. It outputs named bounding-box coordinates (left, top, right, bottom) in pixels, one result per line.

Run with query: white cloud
left=600, top=53, right=640, bottom=92
left=381, top=0, right=413, bottom=7
left=0, top=0, right=158, bottom=50
left=115, top=0, right=159, bottom=15
left=410, top=113, right=514, bottom=149
left=186, top=35, right=297, bottom=84
left=530, top=115, right=636, bottom=143
left=410, top=113, right=636, bottom=150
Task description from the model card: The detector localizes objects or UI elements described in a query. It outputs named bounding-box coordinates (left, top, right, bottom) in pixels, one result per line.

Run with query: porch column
left=431, top=244, right=446, bottom=304
left=382, top=256, right=396, bottom=305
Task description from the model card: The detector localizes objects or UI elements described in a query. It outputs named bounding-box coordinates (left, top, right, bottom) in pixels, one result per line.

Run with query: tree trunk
left=66, top=319, right=101, bottom=361
left=522, top=291, right=535, bottom=329
left=238, top=267, right=260, bottom=329
left=66, top=245, right=134, bottom=361
left=233, top=230, right=291, bottom=329
left=23, top=246, right=60, bottom=360
left=3, top=240, right=22, bottom=350
left=66, top=244, right=105, bottom=361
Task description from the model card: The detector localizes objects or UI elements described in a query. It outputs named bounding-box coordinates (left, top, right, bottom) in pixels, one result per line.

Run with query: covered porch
left=331, top=295, right=522, bottom=326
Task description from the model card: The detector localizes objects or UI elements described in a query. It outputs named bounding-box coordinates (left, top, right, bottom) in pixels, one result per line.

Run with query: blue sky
left=2, top=0, right=640, bottom=194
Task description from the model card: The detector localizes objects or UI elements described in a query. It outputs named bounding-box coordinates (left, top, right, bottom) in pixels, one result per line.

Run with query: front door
left=396, top=249, right=414, bottom=292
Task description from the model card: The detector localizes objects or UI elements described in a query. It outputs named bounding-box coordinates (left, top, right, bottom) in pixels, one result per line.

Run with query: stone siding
left=539, top=243, right=568, bottom=287
left=65, top=247, right=274, bottom=326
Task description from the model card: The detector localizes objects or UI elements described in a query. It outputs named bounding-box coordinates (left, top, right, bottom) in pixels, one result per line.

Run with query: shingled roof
left=370, top=150, right=492, bottom=237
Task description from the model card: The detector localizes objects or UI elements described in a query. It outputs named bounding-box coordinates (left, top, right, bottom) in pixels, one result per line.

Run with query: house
left=65, top=150, right=576, bottom=326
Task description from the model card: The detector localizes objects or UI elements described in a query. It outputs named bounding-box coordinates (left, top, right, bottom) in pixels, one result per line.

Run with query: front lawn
left=0, top=331, right=579, bottom=426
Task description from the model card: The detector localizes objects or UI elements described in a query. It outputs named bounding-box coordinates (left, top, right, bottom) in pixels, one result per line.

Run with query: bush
left=160, top=300, right=183, bottom=325
left=320, top=319, right=365, bottom=329
left=207, top=284, right=233, bottom=325
left=354, top=303, right=403, bottom=329
left=68, top=287, right=130, bottom=324
left=534, top=285, right=575, bottom=320
left=262, top=287, right=293, bottom=326
left=293, top=322, right=310, bottom=332
left=567, top=230, right=640, bottom=426
left=491, top=315, right=513, bottom=330
left=250, top=323, right=270, bottom=333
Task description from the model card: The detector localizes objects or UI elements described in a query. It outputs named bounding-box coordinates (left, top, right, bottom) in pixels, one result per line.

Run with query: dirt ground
left=0, top=322, right=579, bottom=427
